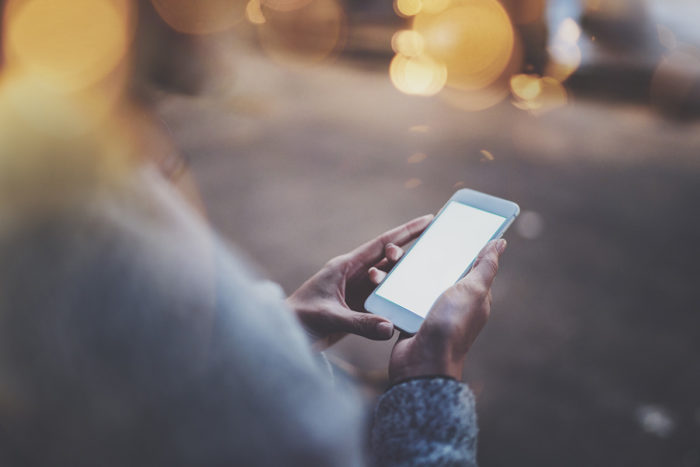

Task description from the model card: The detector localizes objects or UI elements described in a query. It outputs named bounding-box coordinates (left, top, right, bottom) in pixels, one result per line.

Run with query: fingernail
left=376, top=321, right=394, bottom=338
left=496, top=239, right=507, bottom=254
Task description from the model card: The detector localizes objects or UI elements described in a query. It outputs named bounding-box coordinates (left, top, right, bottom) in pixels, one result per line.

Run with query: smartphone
left=364, top=188, right=519, bottom=334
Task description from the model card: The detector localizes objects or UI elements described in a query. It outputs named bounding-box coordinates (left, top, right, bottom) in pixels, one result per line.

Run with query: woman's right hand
left=388, top=239, right=507, bottom=383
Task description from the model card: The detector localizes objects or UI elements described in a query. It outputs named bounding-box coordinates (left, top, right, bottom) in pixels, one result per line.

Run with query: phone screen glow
left=376, top=201, right=506, bottom=318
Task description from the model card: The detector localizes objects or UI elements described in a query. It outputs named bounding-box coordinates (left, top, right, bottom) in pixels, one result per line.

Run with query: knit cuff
left=370, top=377, right=478, bottom=466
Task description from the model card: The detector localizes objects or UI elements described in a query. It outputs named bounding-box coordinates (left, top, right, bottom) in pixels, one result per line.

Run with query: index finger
left=346, top=214, right=433, bottom=275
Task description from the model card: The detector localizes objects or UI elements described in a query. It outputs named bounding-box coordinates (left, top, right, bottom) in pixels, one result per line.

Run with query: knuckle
left=481, top=256, right=499, bottom=275
left=378, top=233, right=392, bottom=246
left=463, top=281, right=488, bottom=299
left=440, top=288, right=465, bottom=309
left=352, top=314, right=375, bottom=333
left=325, top=254, right=348, bottom=270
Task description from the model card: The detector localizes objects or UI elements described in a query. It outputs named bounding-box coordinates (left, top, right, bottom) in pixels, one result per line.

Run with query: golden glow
left=262, top=0, right=313, bottom=12
left=407, top=152, right=427, bottom=163
left=409, top=124, right=430, bottom=132
left=391, top=30, right=425, bottom=58
left=151, top=0, right=245, bottom=35
left=4, top=0, right=132, bottom=92
left=246, top=0, right=266, bottom=24
left=439, top=82, right=509, bottom=111
left=510, top=73, right=542, bottom=100
left=546, top=43, right=581, bottom=82
left=394, top=0, right=422, bottom=17
left=512, top=76, right=567, bottom=115
left=258, top=0, right=345, bottom=64
left=390, top=53, right=447, bottom=96
left=414, top=0, right=514, bottom=91
left=404, top=178, right=423, bottom=189
left=0, top=74, right=134, bottom=216
left=421, top=0, right=450, bottom=14
left=480, top=149, right=495, bottom=161
left=438, top=30, right=521, bottom=112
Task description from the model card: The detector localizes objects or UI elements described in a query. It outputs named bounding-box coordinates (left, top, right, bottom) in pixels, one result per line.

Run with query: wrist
left=389, top=356, right=464, bottom=383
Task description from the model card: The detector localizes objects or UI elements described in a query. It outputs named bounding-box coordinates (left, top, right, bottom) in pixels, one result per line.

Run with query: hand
left=389, top=239, right=507, bottom=382
left=286, top=215, right=433, bottom=350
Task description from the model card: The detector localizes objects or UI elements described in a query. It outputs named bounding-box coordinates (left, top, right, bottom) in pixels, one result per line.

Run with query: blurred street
left=157, top=44, right=700, bottom=466
left=2, top=0, right=699, bottom=464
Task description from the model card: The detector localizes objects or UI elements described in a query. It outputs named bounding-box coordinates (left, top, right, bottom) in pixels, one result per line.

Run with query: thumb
left=335, top=310, right=395, bottom=341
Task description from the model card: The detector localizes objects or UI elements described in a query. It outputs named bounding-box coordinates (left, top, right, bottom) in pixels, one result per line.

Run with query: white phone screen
left=376, top=201, right=506, bottom=318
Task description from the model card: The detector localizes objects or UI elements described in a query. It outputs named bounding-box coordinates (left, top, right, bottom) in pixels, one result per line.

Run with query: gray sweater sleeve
left=371, top=377, right=479, bottom=467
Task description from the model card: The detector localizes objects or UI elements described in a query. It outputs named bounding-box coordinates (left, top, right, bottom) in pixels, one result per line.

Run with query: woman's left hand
left=286, top=215, right=433, bottom=350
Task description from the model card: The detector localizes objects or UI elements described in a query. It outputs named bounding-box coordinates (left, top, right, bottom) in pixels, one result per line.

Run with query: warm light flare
left=257, top=0, right=346, bottom=64
left=394, top=0, right=422, bottom=17
left=151, top=0, right=245, bottom=35
left=420, top=0, right=450, bottom=15
left=510, top=73, right=542, bottom=100
left=390, top=53, right=447, bottom=96
left=4, top=0, right=132, bottom=92
left=392, top=30, right=425, bottom=58
left=246, top=0, right=266, bottom=24
left=511, top=76, right=567, bottom=115
left=414, top=0, right=514, bottom=91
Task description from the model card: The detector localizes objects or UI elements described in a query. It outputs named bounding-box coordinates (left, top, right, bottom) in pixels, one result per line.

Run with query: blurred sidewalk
left=156, top=36, right=700, bottom=466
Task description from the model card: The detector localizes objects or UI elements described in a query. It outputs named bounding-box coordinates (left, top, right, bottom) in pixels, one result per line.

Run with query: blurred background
left=1, top=0, right=699, bottom=465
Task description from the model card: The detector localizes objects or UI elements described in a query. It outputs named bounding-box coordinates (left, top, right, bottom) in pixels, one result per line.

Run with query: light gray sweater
left=0, top=168, right=478, bottom=466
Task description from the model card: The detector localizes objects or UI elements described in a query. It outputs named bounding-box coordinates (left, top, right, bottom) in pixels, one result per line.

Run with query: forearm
left=370, top=377, right=479, bottom=466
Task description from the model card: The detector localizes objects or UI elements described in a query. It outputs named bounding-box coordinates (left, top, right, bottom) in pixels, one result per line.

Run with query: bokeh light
left=246, top=0, right=267, bottom=25
left=257, top=0, right=346, bottom=64
left=480, top=149, right=495, bottom=161
left=545, top=18, right=582, bottom=82
left=262, top=0, right=313, bottom=13
left=151, top=0, right=246, bottom=35
left=391, top=30, right=425, bottom=58
left=0, top=74, right=133, bottom=217
left=390, top=53, right=447, bottom=96
left=407, top=152, right=427, bottom=163
left=389, top=0, right=518, bottom=110
left=404, top=178, right=422, bottom=189
left=510, top=73, right=542, bottom=100
left=413, top=0, right=514, bottom=91
left=511, top=75, right=568, bottom=115
left=4, top=0, right=133, bottom=92
left=394, top=0, right=422, bottom=18
left=409, top=124, right=430, bottom=132
left=439, top=30, right=522, bottom=112
left=515, top=210, right=544, bottom=239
